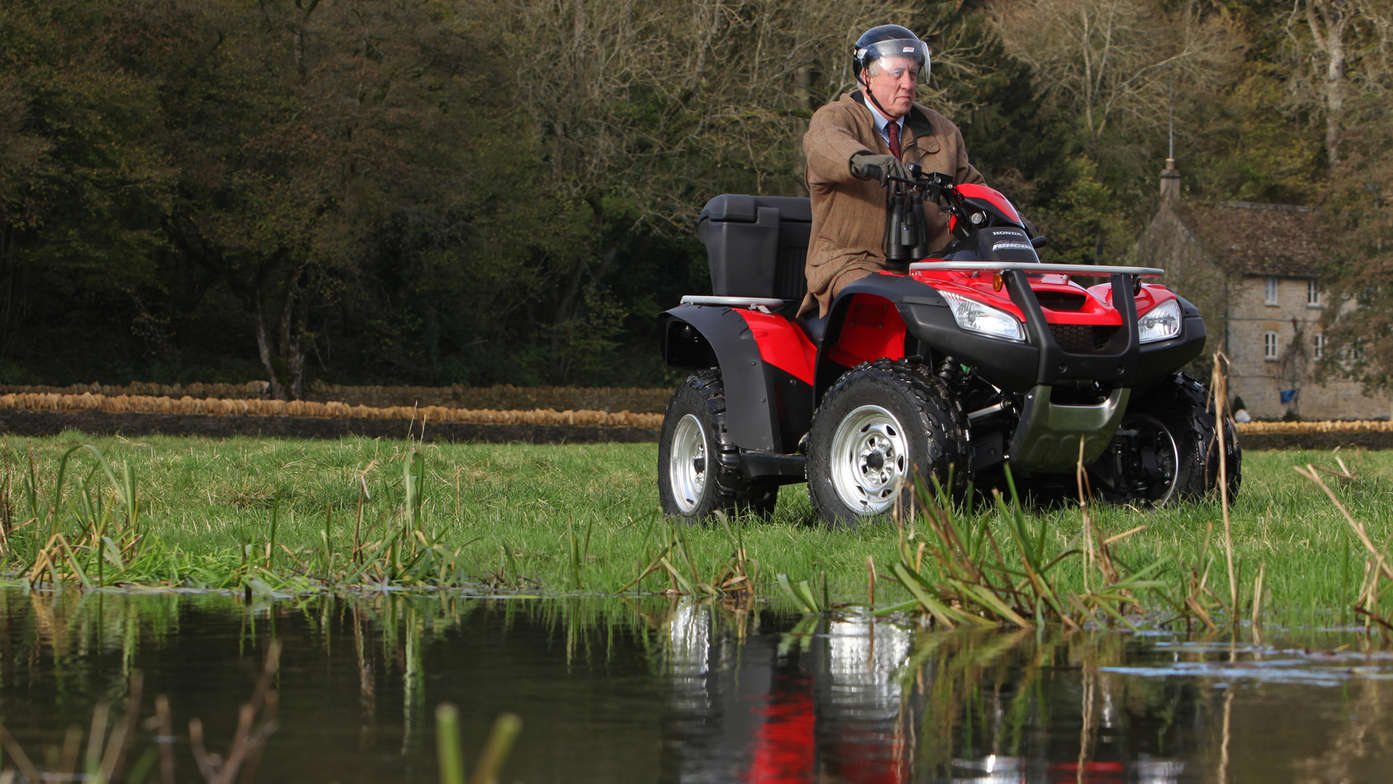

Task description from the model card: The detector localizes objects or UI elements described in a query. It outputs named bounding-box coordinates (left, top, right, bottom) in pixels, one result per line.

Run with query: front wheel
left=1089, top=373, right=1241, bottom=506
left=658, top=370, right=778, bottom=522
left=806, top=359, right=971, bottom=527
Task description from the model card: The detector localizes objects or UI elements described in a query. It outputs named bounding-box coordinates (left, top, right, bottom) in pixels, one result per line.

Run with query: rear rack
left=680, top=295, right=787, bottom=312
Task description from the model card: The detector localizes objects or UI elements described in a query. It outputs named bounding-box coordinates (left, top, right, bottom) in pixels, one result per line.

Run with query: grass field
left=4, top=430, right=1392, bottom=629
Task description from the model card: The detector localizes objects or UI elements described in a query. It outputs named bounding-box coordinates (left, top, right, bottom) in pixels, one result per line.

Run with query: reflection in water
left=5, top=589, right=1393, bottom=781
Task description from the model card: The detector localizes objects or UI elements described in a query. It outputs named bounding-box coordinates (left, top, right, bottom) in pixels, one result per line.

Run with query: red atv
left=658, top=169, right=1240, bottom=525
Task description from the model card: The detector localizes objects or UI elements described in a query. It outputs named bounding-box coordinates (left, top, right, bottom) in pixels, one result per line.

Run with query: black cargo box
left=696, top=195, right=811, bottom=303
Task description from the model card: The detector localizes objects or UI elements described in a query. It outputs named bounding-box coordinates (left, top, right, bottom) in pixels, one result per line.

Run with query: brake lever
left=912, top=170, right=953, bottom=205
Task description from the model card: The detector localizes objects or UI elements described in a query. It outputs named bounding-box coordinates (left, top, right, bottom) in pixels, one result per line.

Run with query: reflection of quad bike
left=658, top=169, right=1240, bottom=526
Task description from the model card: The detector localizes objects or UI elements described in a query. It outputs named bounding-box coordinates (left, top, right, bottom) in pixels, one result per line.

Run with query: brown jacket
left=799, top=92, right=984, bottom=317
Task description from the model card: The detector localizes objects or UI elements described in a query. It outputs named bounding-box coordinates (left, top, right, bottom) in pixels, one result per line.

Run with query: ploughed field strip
left=0, top=390, right=1388, bottom=448
left=0, top=382, right=672, bottom=413
left=0, top=391, right=661, bottom=427
left=0, top=392, right=662, bottom=443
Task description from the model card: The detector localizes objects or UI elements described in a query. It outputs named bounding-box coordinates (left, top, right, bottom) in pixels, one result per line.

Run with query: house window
left=1264, top=331, right=1279, bottom=360
left=1265, top=277, right=1278, bottom=306
left=1314, top=332, right=1326, bottom=359
left=1307, top=279, right=1320, bottom=307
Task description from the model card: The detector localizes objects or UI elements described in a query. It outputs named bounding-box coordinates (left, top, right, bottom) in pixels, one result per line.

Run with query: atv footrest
left=740, top=451, right=806, bottom=480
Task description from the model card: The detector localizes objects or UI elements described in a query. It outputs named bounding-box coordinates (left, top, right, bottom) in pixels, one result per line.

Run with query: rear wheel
left=658, top=370, right=778, bottom=521
left=807, top=359, right=971, bottom=527
left=1089, top=373, right=1241, bottom=506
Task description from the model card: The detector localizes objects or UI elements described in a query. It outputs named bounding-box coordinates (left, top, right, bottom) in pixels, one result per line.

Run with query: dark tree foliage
left=0, top=0, right=1388, bottom=394
left=0, top=1, right=178, bottom=381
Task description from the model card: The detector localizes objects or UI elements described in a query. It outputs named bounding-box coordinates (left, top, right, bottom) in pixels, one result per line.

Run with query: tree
left=989, top=0, right=1245, bottom=204
left=151, top=0, right=520, bottom=398
left=16, top=0, right=1379, bottom=393
left=989, top=0, right=1241, bottom=156
left=0, top=1, right=175, bottom=381
left=1286, top=0, right=1391, bottom=168
left=1314, top=2, right=1393, bottom=392
left=985, top=0, right=1243, bottom=263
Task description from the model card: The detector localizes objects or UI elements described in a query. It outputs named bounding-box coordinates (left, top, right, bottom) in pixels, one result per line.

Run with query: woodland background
left=1, top=0, right=1389, bottom=400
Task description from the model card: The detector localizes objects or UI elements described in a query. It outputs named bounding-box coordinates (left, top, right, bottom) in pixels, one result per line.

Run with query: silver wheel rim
left=1100, top=414, right=1181, bottom=505
left=1137, top=415, right=1181, bottom=505
left=669, top=413, right=708, bottom=514
left=829, top=404, right=909, bottom=515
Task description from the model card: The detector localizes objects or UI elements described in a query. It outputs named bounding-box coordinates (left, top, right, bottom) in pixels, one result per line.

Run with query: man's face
left=864, top=55, right=919, bottom=120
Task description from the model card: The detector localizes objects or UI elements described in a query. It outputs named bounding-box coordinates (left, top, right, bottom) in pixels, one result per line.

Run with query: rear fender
left=660, top=304, right=813, bottom=453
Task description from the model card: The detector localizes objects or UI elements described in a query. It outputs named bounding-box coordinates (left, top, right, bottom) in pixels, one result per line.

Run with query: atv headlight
left=1138, top=298, right=1182, bottom=344
left=939, top=291, right=1024, bottom=342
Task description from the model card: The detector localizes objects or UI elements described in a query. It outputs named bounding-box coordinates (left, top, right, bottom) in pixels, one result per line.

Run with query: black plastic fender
left=660, top=304, right=806, bottom=453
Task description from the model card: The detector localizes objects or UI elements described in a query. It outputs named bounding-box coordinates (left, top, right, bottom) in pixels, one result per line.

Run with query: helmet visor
left=858, top=38, right=931, bottom=81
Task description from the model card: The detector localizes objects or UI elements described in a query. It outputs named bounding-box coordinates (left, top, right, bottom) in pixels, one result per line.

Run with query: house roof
left=1171, top=200, right=1325, bottom=277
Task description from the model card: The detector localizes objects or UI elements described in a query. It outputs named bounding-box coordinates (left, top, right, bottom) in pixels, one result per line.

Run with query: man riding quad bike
left=656, top=168, right=1241, bottom=526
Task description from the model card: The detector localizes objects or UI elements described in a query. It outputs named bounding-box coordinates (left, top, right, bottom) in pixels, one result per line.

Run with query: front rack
left=908, top=261, right=1164, bottom=277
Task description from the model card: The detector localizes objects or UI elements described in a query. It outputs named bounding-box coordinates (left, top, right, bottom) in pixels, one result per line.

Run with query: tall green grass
left=3, top=431, right=1392, bottom=626
left=881, top=471, right=1168, bottom=630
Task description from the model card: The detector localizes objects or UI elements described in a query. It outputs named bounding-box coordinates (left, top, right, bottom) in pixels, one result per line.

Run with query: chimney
left=1160, top=157, right=1180, bottom=202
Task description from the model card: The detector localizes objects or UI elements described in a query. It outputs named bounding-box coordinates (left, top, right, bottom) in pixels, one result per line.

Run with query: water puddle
left=6, top=588, right=1393, bottom=781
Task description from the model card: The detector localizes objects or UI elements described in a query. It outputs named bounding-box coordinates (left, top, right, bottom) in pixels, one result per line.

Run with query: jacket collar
left=849, top=90, right=935, bottom=139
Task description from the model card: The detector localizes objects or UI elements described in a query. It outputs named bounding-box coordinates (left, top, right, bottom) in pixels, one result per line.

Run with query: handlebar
left=886, top=164, right=960, bottom=212
left=882, top=166, right=1042, bottom=266
left=882, top=164, right=962, bottom=267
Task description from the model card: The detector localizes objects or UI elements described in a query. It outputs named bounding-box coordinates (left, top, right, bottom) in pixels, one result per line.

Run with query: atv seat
left=697, top=195, right=811, bottom=306
left=798, top=313, right=830, bottom=345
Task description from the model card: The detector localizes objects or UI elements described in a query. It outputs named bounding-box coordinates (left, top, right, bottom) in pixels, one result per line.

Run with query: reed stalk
left=436, top=704, right=466, bottom=784
left=0, top=644, right=282, bottom=784
left=1211, top=352, right=1239, bottom=626
left=566, top=515, right=595, bottom=590
left=266, top=494, right=279, bottom=570
left=469, top=713, right=522, bottom=784
left=1295, top=461, right=1393, bottom=637
left=887, top=469, right=1169, bottom=629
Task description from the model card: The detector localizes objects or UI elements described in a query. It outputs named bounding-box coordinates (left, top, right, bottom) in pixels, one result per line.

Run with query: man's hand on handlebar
left=850, top=151, right=911, bottom=184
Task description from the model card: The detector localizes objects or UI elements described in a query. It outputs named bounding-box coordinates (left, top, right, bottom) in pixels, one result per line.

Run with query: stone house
left=1131, top=160, right=1389, bottom=420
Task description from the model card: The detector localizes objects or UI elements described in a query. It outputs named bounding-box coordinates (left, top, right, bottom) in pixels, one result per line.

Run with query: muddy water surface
left=6, top=588, right=1393, bottom=782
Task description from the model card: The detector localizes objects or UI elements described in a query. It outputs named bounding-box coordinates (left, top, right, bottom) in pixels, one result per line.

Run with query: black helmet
left=853, top=24, right=930, bottom=82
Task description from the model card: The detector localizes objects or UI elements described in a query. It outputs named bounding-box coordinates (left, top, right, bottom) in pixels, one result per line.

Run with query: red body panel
left=825, top=294, right=906, bottom=368
left=906, top=269, right=1178, bottom=324
left=1089, top=280, right=1178, bottom=316
left=956, top=182, right=1023, bottom=223
left=736, top=309, right=817, bottom=385
left=733, top=271, right=1175, bottom=385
